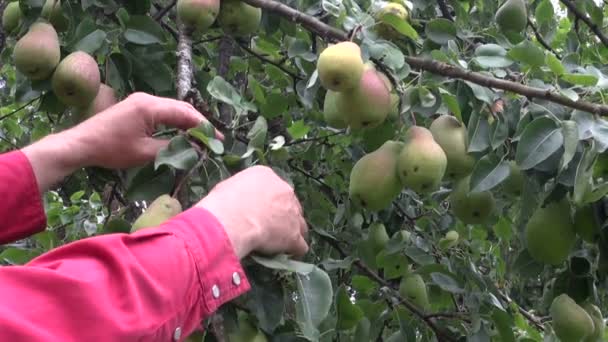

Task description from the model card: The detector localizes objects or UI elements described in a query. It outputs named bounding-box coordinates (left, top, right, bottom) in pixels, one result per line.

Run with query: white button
left=173, top=327, right=182, bottom=341
left=212, top=284, right=220, bottom=298
left=232, top=272, right=241, bottom=286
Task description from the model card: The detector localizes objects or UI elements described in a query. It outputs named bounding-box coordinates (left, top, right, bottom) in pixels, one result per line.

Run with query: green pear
left=525, top=198, right=576, bottom=265
left=375, top=2, right=409, bottom=40
left=397, top=126, right=447, bottom=194
left=131, top=194, right=183, bottom=232
left=399, top=274, right=429, bottom=310
left=369, top=223, right=390, bottom=254
left=550, top=294, right=595, bottom=342
left=52, top=51, right=101, bottom=108
left=495, top=0, right=527, bottom=34
left=503, top=160, right=524, bottom=197
left=583, top=302, right=605, bottom=342
left=41, top=0, right=69, bottom=32
left=78, top=83, right=118, bottom=118
left=449, top=175, right=495, bottom=225
left=349, top=141, right=404, bottom=211
left=217, top=0, right=262, bottom=36
left=574, top=204, right=601, bottom=243
left=13, top=22, right=61, bottom=80
left=176, top=0, right=220, bottom=32
left=316, top=41, right=364, bottom=92
left=439, top=230, right=459, bottom=250
left=322, top=90, right=348, bottom=128
left=335, top=64, right=393, bottom=129
left=429, top=115, right=475, bottom=180
left=2, top=2, right=22, bottom=33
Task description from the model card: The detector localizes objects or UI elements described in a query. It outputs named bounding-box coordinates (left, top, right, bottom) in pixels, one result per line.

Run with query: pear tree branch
left=559, top=0, right=608, bottom=49
left=527, top=18, right=561, bottom=59
left=241, top=0, right=608, bottom=116
left=176, top=25, right=194, bottom=101
left=437, top=0, right=454, bottom=21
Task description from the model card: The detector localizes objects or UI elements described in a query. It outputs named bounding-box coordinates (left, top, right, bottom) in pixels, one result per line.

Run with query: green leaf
left=260, top=93, right=289, bottom=119
left=251, top=254, right=315, bottom=274
left=507, top=40, right=546, bottom=68
left=430, top=272, right=464, bottom=293
left=467, top=111, right=491, bottom=153
left=380, top=12, right=419, bottom=40
left=546, top=53, right=565, bottom=75
left=535, top=0, right=554, bottom=24
left=73, top=29, right=107, bottom=54
left=125, top=164, right=175, bottom=202
left=154, top=135, right=198, bottom=171
left=124, top=15, right=165, bottom=45
left=288, top=120, right=311, bottom=140
left=515, top=117, right=564, bottom=170
left=295, top=266, right=333, bottom=340
left=470, top=154, right=510, bottom=193
left=0, top=247, right=39, bottom=265
left=490, top=115, right=509, bottom=149
left=247, top=116, right=268, bottom=149
left=425, top=18, right=457, bottom=44
left=207, top=76, right=256, bottom=113
left=473, top=44, right=514, bottom=69
left=336, top=285, right=364, bottom=330
left=560, top=120, right=579, bottom=171
left=561, top=73, right=599, bottom=86
left=573, top=143, right=598, bottom=205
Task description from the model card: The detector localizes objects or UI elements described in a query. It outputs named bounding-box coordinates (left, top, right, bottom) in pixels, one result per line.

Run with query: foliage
left=2, top=0, right=608, bottom=341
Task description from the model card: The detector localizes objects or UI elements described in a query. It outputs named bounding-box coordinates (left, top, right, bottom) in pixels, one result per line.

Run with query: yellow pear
left=349, top=141, right=404, bottom=211
left=574, top=204, right=601, bottom=243
left=41, top=0, right=69, bottom=32
left=335, top=64, right=393, bottom=129
left=550, top=294, right=595, bottom=342
left=525, top=198, right=576, bottom=265
left=79, top=83, right=118, bottom=117
left=322, top=90, right=348, bottom=128
left=177, top=0, right=220, bottom=32
left=495, top=0, right=527, bottom=34
left=2, top=2, right=22, bottom=33
left=429, top=115, right=475, bottom=180
left=131, top=194, right=183, bottom=232
left=52, top=51, right=101, bottom=108
left=316, top=41, right=364, bottom=92
left=583, top=302, right=605, bottom=342
left=397, top=126, right=447, bottom=194
left=13, top=22, right=61, bottom=80
left=399, top=274, right=429, bottom=310
left=449, top=175, right=495, bottom=224
left=375, top=2, right=409, bottom=39
left=217, top=0, right=262, bottom=36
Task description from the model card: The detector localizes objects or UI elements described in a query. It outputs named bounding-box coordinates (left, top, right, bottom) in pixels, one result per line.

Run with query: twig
left=284, top=130, right=346, bottom=146
left=559, top=0, right=608, bottom=48
left=499, top=292, right=545, bottom=331
left=172, top=153, right=207, bottom=198
left=437, top=0, right=454, bottom=21
left=194, top=36, right=223, bottom=44
left=0, top=97, right=40, bottom=121
left=241, top=0, right=608, bottom=116
left=234, top=39, right=303, bottom=80
left=154, top=0, right=177, bottom=21
left=527, top=18, right=561, bottom=59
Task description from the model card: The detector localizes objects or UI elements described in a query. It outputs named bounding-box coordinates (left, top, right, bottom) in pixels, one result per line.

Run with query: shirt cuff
left=158, top=207, right=251, bottom=316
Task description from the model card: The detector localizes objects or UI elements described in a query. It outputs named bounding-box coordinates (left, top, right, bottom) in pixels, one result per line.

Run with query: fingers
left=291, top=235, right=310, bottom=259
left=153, top=100, right=204, bottom=130
left=141, top=138, right=170, bottom=161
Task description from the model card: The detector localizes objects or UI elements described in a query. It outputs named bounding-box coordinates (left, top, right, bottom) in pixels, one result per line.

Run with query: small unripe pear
left=449, top=175, right=495, bottom=224
left=368, top=223, right=390, bottom=254
left=2, top=2, right=22, bottom=33
left=397, top=126, right=447, bottom=194
left=131, top=194, right=183, bottom=232
left=439, top=230, right=459, bottom=250
left=52, top=51, right=101, bottom=108
left=317, top=41, right=365, bottom=92
left=503, top=160, right=524, bottom=197
left=217, top=0, right=262, bottom=36
left=429, top=115, right=475, bottom=180
left=322, top=90, right=348, bottom=128
left=495, top=0, right=527, bottom=34
left=550, top=294, right=595, bottom=342
left=177, top=0, right=220, bottom=32
left=399, top=274, right=429, bottom=310
left=375, top=2, right=409, bottom=39
left=583, top=302, right=605, bottom=342
left=13, top=22, right=61, bottom=80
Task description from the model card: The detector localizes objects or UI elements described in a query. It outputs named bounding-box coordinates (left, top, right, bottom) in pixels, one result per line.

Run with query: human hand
left=197, top=166, right=309, bottom=259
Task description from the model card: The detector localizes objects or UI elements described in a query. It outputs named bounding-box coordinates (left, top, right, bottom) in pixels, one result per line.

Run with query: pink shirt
left=0, top=151, right=251, bottom=341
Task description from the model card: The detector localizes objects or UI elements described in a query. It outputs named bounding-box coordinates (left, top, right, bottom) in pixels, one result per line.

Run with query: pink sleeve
left=0, top=207, right=251, bottom=341
left=0, top=150, right=47, bottom=244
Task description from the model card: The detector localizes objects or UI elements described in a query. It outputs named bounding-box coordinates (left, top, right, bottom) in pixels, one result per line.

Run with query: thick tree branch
left=527, top=18, right=561, bottom=59
left=242, top=0, right=608, bottom=116
left=437, top=0, right=454, bottom=21
left=559, top=0, right=608, bottom=48
left=176, top=26, right=193, bottom=100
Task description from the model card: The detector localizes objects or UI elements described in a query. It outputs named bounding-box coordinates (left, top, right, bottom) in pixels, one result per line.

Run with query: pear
left=2, top=2, right=22, bottom=33
left=335, top=64, right=393, bottom=129
left=217, top=0, right=262, bottom=36
left=574, top=204, right=601, bottom=243
left=176, top=0, right=220, bottom=32
left=80, top=83, right=118, bottom=117
left=503, top=160, right=524, bottom=197
left=525, top=198, right=576, bottom=265
left=41, top=0, right=69, bottom=32
left=439, top=230, right=459, bottom=250
left=131, top=194, right=183, bottom=232
left=317, top=41, right=364, bottom=92
left=13, top=22, right=61, bottom=80
left=322, top=90, right=348, bottom=128
left=583, top=302, right=605, bottom=342
left=399, top=274, right=429, bottom=310
left=368, top=223, right=390, bottom=254
left=449, top=175, right=495, bottom=225
left=397, top=126, right=447, bottom=194
left=375, top=2, right=409, bottom=39
left=550, top=294, right=595, bottom=342
left=52, top=51, right=101, bottom=108
left=429, top=115, right=475, bottom=180
left=349, top=141, right=404, bottom=211
left=495, top=0, right=527, bottom=34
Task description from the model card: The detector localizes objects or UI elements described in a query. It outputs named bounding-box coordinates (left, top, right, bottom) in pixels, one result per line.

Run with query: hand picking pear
left=399, top=274, right=430, bottom=310
left=177, top=0, right=220, bottom=32
left=550, top=294, right=595, bottom=342
left=80, top=83, right=118, bottom=117
left=583, top=302, right=605, bottom=342
left=375, top=2, right=409, bottom=40
left=316, top=41, right=364, bottom=92
left=52, top=51, right=101, bottom=108
left=41, top=0, right=69, bottom=32
left=131, top=194, right=183, bottom=232
left=335, top=64, right=393, bottom=129
left=217, top=0, right=262, bottom=36
left=525, top=198, right=576, bottom=265
left=429, top=115, right=475, bottom=180
left=2, top=2, right=22, bottom=34
left=322, top=90, right=348, bottom=128
left=449, top=175, right=495, bottom=225
left=349, top=141, right=404, bottom=211
left=495, top=0, right=527, bottom=34
left=13, top=22, right=61, bottom=80
left=397, top=126, right=447, bottom=194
